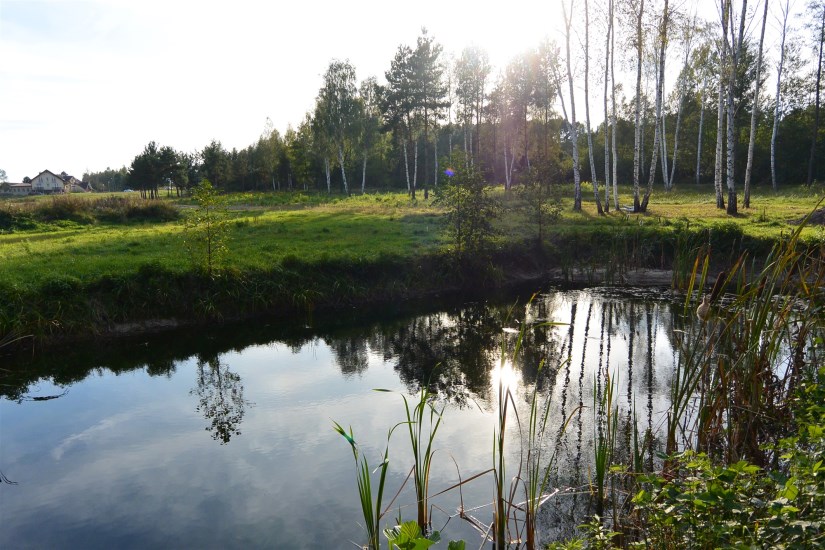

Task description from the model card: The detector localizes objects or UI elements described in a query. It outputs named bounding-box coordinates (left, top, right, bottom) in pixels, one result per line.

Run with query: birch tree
left=806, top=0, right=824, bottom=187
left=771, top=0, right=792, bottom=190
left=640, top=0, right=670, bottom=212
left=632, top=0, right=646, bottom=211
left=562, top=0, right=583, bottom=211
left=610, top=0, right=619, bottom=210
left=713, top=0, right=729, bottom=209
left=317, top=59, right=359, bottom=196
left=724, top=0, right=748, bottom=215
left=357, top=77, right=381, bottom=194
left=584, top=0, right=605, bottom=214
left=603, top=0, right=615, bottom=211
left=744, top=0, right=770, bottom=208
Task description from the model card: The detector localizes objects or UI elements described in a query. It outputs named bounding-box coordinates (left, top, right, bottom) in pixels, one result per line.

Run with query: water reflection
left=1, top=287, right=690, bottom=548
left=191, top=355, right=248, bottom=444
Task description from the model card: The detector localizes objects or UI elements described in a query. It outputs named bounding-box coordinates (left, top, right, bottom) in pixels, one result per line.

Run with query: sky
left=0, top=0, right=793, bottom=182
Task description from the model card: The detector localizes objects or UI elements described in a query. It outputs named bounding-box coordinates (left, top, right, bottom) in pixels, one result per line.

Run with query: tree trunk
left=412, top=138, right=418, bottom=199
left=434, top=136, right=439, bottom=188
left=744, top=0, right=769, bottom=208
left=807, top=3, right=824, bottom=187
left=660, top=94, right=669, bottom=187
left=714, top=0, right=728, bottom=210
left=564, top=0, right=583, bottom=211
left=604, top=0, right=613, bottom=212
left=725, top=0, right=748, bottom=215
left=361, top=151, right=367, bottom=194
left=611, top=3, right=619, bottom=210
left=324, top=157, right=331, bottom=194
left=640, top=0, right=668, bottom=212
left=696, top=78, right=706, bottom=186
left=402, top=138, right=411, bottom=192
left=772, top=0, right=790, bottom=191
left=337, top=145, right=349, bottom=196
left=585, top=0, right=604, bottom=214
left=633, top=0, right=645, bottom=211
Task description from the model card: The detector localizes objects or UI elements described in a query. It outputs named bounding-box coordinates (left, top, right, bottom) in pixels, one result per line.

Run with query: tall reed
left=593, top=371, right=618, bottom=518
left=382, top=385, right=444, bottom=534
left=333, top=422, right=392, bottom=550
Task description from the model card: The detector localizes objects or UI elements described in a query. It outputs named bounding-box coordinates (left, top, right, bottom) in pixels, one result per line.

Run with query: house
left=31, top=170, right=67, bottom=194
left=7, top=183, right=33, bottom=195
left=29, top=170, right=91, bottom=194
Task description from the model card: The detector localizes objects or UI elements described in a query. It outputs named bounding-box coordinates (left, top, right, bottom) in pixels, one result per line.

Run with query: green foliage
left=378, top=385, right=444, bottom=533
left=435, top=156, right=499, bottom=261
left=383, top=520, right=441, bottom=550
left=333, top=422, right=392, bottom=550
left=517, top=165, right=562, bottom=246
left=183, top=180, right=229, bottom=276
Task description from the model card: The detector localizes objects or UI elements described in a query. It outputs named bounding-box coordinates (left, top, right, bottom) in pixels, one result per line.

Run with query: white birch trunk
left=361, top=152, right=367, bottom=194
left=641, top=0, right=668, bottom=211
left=633, top=0, right=645, bottom=211
left=713, top=1, right=727, bottom=210
left=434, top=138, right=438, bottom=188
left=660, top=89, right=669, bottom=187
left=584, top=0, right=603, bottom=213
left=611, top=0, right=619, bottom=210
left=402, top=138, right=411, bottom=192
left=337, top=145, right=349, bottom=195
left=772, top=0, right=790, bottom=191
left=603, top=0, right=613, bottom=211
left=324, top=157, right=331, bottom=194
left=563, top=0, right=582, bottom=211
left=726, top=0, right=748, bottom=214
left=744, top=0, right=769, bottom=207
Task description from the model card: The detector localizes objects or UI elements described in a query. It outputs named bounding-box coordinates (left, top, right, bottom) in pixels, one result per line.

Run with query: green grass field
left=1, top=182, right=822, bottom=340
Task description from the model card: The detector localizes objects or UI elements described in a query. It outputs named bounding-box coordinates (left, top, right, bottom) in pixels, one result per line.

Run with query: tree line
left=84, top=0, right=825, bottom=214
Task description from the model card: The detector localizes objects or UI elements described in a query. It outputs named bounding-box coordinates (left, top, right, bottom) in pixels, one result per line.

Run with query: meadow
left=0, top=182, right=823, bottom=341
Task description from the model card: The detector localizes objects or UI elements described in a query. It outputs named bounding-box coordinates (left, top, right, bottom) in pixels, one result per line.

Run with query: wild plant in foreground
left=375, top=385, right=444, bottom=534
left=333, top=422, right=392, bottom=550
left=592, top=371, right=618, bottom=519
left=520, top=356, right=576, bottom=550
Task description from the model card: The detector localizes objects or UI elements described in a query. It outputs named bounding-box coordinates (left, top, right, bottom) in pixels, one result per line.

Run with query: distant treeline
left=84, top=3, right=825, bottom=208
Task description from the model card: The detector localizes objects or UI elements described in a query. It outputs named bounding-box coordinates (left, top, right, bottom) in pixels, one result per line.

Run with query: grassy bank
left=0, top=184, right=822, bottom=344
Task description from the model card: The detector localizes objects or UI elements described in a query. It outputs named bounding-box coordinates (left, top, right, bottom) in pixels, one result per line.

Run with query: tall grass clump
left=580, top=205, right=825, bottom=548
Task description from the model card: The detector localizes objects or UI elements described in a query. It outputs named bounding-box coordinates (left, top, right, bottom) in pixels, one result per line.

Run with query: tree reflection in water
left=191, top=355, right=248, bottom=444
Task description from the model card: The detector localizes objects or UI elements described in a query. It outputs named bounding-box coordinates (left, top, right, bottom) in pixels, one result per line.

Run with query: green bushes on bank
left=0, top=195, right=180, bottom=230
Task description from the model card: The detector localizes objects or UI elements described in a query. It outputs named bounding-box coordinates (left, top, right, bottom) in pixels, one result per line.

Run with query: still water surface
left=1, top=287, right=688, bottom=549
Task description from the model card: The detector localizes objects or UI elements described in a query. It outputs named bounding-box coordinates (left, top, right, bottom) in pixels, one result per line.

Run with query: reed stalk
left=593, top=371, right=618, bottom=518
left=395, top=386, right=444, bottom=534
left=333, top=422, right=392, bottom=550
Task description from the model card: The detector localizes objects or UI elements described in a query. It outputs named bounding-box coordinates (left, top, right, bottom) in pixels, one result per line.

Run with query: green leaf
left=447, top=541, right=466, bottom=550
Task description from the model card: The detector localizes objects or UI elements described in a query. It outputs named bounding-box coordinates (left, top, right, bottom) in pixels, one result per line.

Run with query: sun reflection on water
left=490, top=359, right=522, bottom=398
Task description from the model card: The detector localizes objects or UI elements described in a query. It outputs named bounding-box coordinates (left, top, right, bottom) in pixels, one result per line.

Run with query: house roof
left=32, top=170, right=85, bottom=185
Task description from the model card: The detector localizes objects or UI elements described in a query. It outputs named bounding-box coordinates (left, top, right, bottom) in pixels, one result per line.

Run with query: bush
left=36, top=196, right=95, bottom=224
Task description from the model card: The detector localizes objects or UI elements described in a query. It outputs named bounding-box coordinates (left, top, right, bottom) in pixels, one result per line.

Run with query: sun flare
left=491, top=359, right=522, bottom=396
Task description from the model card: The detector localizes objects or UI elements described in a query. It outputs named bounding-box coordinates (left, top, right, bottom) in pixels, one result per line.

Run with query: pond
left=1, top=286, right=690, bottom=549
